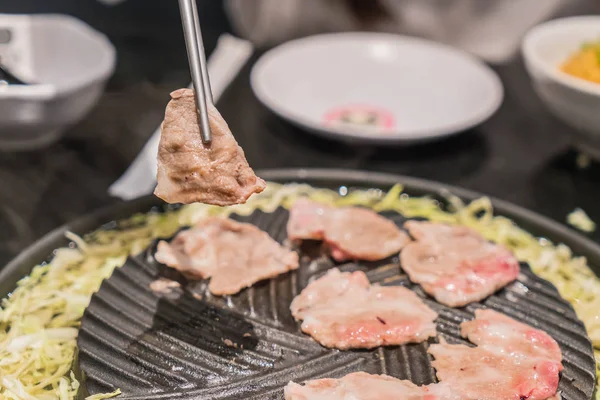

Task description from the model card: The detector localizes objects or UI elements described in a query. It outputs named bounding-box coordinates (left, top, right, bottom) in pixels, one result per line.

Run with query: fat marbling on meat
left=287, top=198, right=411, bottom=261
left=429, top=309, right=563, bottom=400
left=290, top=268, right=437, bottom=350
left=154, top=217, right=299, bottom=295
left=155, top=88, right=266, bottom=206
left=400, top=221, right=519, bottom=307
left=284, top=372, right=458, bottom=400
left=461, top=309, right=562, bottom=362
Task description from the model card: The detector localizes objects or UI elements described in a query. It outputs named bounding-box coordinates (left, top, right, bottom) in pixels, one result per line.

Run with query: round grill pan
left=77, top=207, right=595, bottom=399
left=0, top=169, right=596, bottom=400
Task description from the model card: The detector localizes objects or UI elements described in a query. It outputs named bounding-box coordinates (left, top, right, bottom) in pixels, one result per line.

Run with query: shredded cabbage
left=85, top=389, right=121, bottom=400
left=568, top=208, right=596, bottom=233
left=1, top=183, right=599, bottom=399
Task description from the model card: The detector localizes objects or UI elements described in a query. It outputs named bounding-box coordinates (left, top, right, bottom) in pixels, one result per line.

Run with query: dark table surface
left=1, top=1, right=600, bottom=267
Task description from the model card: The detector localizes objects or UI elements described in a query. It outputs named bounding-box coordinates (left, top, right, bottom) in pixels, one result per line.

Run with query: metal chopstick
left=191, top=1, right=213, bottom=104
left=178, top=0, right=213, bottom=143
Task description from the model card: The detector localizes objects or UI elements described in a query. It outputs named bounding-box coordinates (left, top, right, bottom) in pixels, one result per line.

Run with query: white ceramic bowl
left=0, top=14, right=116, bottom=151
left=522, top=16, right=600, bottom=157
left=251, top=33, right=503, bottom=145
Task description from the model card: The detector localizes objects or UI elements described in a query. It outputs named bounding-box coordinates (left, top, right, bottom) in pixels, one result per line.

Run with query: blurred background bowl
left=0, top=14, right=116, bottom=151
left=522, top=16, right=600, bottom=158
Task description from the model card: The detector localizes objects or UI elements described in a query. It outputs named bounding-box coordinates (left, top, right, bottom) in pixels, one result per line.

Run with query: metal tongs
left=178, top=0, right=213, bottom=143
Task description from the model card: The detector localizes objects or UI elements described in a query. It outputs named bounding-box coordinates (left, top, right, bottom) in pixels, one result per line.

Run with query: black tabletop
left=1, top=0, right=600, bottom=267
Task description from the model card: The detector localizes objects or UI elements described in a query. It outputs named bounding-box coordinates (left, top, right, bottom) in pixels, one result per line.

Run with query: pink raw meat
left=290, top=268, right=437, bottom=350
left=287, top=198, right=410, bottom=261
left=429, top=309, right=563, bottom=400
left=284, top=372, right=459, bottom=400
left=400, top=221, right=519, bottom=307
left=155, top=217, right=299, bottom=295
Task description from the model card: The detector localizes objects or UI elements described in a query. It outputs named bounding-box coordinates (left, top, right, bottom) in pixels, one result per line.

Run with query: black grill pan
left=0, top=169, right=596, bottom=400
left=77, top=207, right=596, bottom=400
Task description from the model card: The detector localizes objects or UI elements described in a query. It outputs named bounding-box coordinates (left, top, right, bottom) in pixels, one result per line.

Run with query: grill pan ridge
left=78, top=207, right=597, bottom=400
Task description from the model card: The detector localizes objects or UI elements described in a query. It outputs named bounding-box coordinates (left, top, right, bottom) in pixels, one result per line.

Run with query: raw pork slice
left=400, top=221, right=519, bottom=307
left=290, top=268, right=437, bottom=349
left=429, top=309, right=563, bottom=400
left=461, top=309, right=563, bottom=363
left=284, top=372, right=458, bottom=400
left=287, top=198, right=410, bottom=261
left=154, top=217, right=299, bottom=295
left=154, top=88, right=266, bottom=205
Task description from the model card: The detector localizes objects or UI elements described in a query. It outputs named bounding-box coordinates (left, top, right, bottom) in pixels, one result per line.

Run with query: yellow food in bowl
left=561, top=40, right=600, bottom=84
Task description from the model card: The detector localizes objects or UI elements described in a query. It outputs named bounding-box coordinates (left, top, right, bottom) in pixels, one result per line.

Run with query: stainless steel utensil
left=178, top=0, right=213, bottom=143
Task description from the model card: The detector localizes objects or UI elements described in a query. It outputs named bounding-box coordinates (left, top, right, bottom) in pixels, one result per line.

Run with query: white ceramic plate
left=251, top=33, right=504, bottom=144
